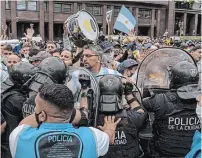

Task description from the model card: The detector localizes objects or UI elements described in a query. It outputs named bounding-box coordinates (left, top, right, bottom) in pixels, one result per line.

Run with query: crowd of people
left=0, top=20, right=201, bottom=158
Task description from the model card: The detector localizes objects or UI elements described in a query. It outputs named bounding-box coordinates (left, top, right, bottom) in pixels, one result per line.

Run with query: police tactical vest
left=98, top=110, right=140, bottom=158
left=1, top=89, right=23, bottom=142
left=14, top=123, right=97, bottom=158
left=153, top=92, right=201, bottom=157
left=1, top=89, right=24, bottom=158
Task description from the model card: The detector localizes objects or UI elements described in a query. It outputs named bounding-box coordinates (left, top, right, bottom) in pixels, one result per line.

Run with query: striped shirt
left=95, top=67, right=122, bottom=80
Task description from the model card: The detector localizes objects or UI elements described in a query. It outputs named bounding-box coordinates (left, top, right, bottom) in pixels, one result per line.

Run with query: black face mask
left=34, top=111, right=46, bottom=128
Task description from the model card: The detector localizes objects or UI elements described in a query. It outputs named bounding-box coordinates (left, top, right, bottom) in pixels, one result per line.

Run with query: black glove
left=79, top=74, right=91, bottom=89
left=124, top=82, right=133, bottom=95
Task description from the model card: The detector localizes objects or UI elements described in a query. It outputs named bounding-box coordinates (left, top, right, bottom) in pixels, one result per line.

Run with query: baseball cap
left=118, top=59, right=138, bottom=73
left=126, top=41, right=136, bottom=51
left=99, top=41, right=113, bottom=53
left=29, top=51, right=51, bottom=62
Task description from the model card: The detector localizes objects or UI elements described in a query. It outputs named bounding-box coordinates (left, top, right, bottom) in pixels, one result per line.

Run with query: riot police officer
left=22, top=57, right=67, bottom=118
left=142, top=61, right=201, bottom=157
left=1, top=62, right=36, bottom=158
left=97, top=75, right=147, bottom=158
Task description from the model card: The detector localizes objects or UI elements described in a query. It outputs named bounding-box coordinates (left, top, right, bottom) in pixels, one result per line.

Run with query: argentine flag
left=113, top=5, right=136, bottom=34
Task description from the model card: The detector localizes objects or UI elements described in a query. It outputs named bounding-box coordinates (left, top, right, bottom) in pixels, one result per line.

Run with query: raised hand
left=98, top=116, right=121, bottom=144
left=25, top=27, right=34, bottom=41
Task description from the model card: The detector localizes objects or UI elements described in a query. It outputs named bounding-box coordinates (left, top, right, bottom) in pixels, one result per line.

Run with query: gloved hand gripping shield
left=65, top=67, right=100, bottom=127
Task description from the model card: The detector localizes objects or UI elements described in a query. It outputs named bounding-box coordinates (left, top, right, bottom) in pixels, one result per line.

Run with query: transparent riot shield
left=136, top=48, right=197, bottom=155
left=65, top=66, right=100, bottom=127
left=136, top=47, right=196, bottom=98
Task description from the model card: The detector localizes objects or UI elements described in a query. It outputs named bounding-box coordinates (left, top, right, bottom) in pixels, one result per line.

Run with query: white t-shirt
left=9, top=124, right=109, bottom=157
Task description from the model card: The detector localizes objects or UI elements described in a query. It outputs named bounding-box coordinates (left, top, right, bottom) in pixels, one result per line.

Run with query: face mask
left=196, top=103, right=202, bottom=124
left=35, top=111, right=43, bottom=128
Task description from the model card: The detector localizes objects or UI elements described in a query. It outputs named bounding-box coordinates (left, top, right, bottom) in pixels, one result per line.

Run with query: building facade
left=0, top=0, right=201, bottom=41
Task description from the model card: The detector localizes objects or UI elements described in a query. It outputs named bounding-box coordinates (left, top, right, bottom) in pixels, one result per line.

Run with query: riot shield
left=136, top=47, right=196, bottom=98
left=136, top=48, right=196, bottom=156
left=65, top=66, right=100, bottom=127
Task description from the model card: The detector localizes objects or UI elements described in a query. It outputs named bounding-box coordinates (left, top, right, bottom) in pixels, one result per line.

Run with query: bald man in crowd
left=6, top=55, right=21, bottom=67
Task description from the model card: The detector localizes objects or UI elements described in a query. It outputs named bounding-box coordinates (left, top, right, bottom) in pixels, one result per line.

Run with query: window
left=86, top=5, right=102, bottom=15
left=155, top=10, right=157, bottom=20
left=77, top=4, right=81, bottom=11
left=86, top=5, right=93, bottom=14
left=6, top=0, right=10, bottom=9
left=144, top=10, right=151, bottom=18
left=138, top=10, right=144, bottom=18
left=17, top=1, right=26, bottom=10
left=54, top=3, right=62, bottom=12
left=139, top=9, right=151, bottom=18
left=27, top=1, right=37, bottom=11
left=107, top=6, right=111, bottom=11
left=44, top=2, right=48, bottom=11
left=93, top=6, right=101, bottom=15
left=63, top=4, right=72, bottom=13
left=114, top=7, right=120, bottom=16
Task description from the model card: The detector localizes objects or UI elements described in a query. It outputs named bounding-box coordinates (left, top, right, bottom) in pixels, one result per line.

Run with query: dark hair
left=62, top=49, right=73, bottom=58
left=4, top=45, right=13, bottom=51
left=38, top=83, right=74, bottom=112
left=192, top=45, right=201, bottom=52
left=47, top=41, right=56, bottom=47
left=49, top=48, right=62, bottom=55
left=29, top=48, right=40, bottom=57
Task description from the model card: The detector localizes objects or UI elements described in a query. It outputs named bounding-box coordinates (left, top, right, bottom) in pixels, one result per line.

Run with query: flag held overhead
left=113, top=5, right=136, bottom=34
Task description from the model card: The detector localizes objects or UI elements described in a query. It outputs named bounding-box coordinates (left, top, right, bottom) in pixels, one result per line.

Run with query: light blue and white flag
left=113, top=5, right=136, bottom=34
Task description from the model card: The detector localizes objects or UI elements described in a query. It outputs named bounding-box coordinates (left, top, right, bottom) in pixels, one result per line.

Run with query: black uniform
left=1, top=87, right=26, bottom=158
left=22, top=57, right=67, bottom=118
left=22, top=94, right=36, bottom=118
left=97, top=75, right=147, bottom=158
left=143, top=91, right=200, bottom=157
left=1, top=112, right=6, bottom=125
left=98, top=109, right=146, bottom=158
left=1, top=62, right=36, bottom=158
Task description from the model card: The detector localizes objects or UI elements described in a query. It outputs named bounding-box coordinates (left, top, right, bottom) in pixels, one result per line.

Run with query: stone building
left=0, top=0, right=201, bottom=40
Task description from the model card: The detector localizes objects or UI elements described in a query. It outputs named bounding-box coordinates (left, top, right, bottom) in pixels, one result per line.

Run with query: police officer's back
left=97, top=75, right=147, bottom=158
left=143, top=61, right=201, bottom=157
left=1, top=62, right=36, bottom=158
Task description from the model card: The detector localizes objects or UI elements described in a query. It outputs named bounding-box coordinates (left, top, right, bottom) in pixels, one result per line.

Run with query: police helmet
left=169, top=61, right=199, bottom=89
left=99, top=75, right=123, bottom=113
left=8, top=62, right=37, bottom=86
left=38, top=57, right=67, bottom=84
